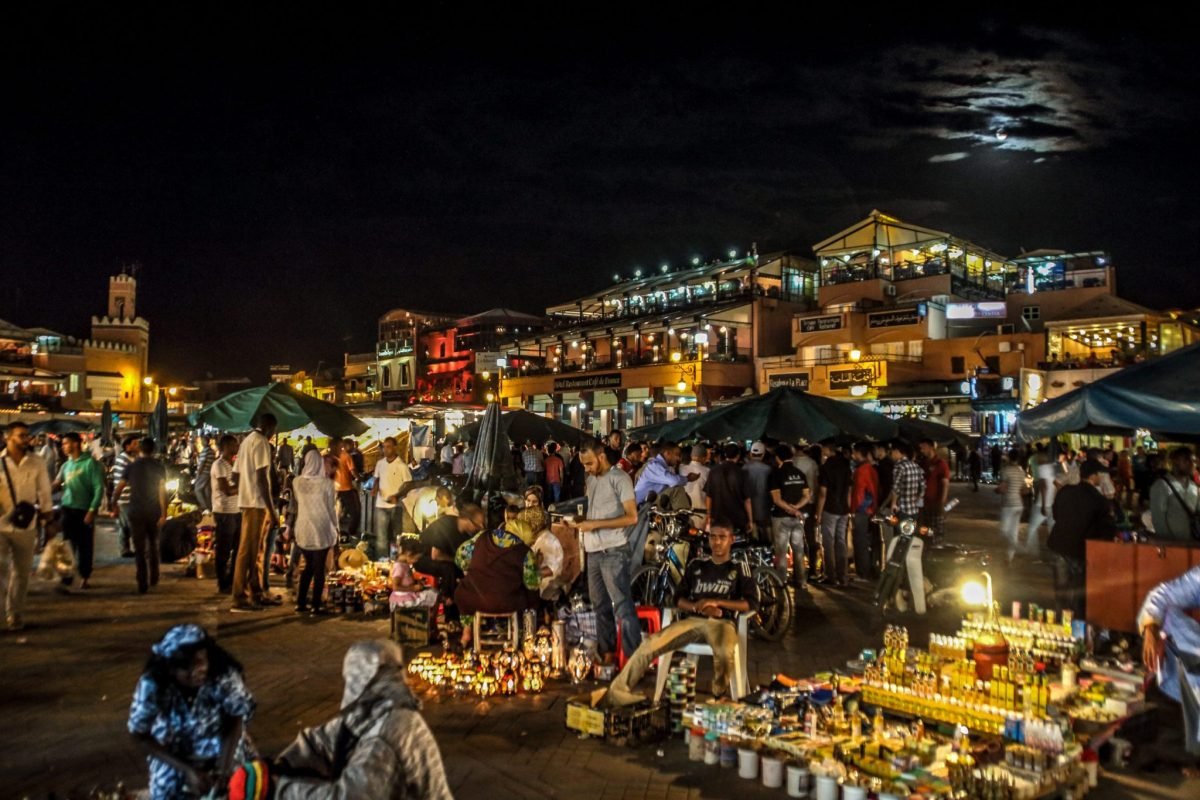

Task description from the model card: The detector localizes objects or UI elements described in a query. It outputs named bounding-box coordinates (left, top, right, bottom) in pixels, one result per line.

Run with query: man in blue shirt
left=634, top=443, right=697, bottom=505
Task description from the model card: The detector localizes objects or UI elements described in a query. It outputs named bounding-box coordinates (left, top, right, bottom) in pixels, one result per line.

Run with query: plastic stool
left=616, top=605, right=665, bottom=669
left=472, top=611, right=520, bottom=653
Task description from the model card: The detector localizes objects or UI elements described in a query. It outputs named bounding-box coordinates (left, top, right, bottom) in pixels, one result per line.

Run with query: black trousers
left=338, top=490, right=361, bottom=538
left=61, top=507, right=96, bottom=580
left=803, top=509, right=819, bottom=575
left=213, top=512, right=241, bottom=593
left=297, top=546, right=330, bottom=610
left=128, top=513, right=160, bottom=593
left=415, top=555, right=461, bottom=621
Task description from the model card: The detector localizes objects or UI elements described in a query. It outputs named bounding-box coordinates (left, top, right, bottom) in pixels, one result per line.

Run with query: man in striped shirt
left=110, top=434, right=140, bottom=558
left=192, top=436, right=216, bottom=512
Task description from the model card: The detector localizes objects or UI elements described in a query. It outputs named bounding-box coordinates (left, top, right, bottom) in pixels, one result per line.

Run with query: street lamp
left=143, top=376, right=153, bottom=386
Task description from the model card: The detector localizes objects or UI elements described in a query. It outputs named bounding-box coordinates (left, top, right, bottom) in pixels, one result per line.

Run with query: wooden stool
left=472, top=611, right=520, bottom=653
left=617, top=605, right=665, bottom=669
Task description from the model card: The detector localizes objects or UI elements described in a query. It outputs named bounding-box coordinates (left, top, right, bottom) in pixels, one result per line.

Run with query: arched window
left=439, top=343, right=446, bottom=358
left=382, top=366, right=392, bottom=387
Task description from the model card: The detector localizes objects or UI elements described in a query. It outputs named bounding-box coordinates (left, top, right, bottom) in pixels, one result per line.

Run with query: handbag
left=1, top=455, right=38, bottom=529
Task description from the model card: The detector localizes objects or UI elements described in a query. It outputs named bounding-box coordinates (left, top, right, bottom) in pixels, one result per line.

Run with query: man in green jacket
left=54, top=432, right=106, bottom=589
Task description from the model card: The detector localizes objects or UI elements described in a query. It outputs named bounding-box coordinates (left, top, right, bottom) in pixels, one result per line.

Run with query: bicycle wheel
left=750, top=566, right=793, bottom=642
left=630, top=564, right=661, bottom=607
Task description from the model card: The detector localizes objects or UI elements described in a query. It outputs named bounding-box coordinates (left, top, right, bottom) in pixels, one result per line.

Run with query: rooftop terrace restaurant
left=1008, top=251, right=1111, bottom=295
left=814, top=210, right=1016, bottom=302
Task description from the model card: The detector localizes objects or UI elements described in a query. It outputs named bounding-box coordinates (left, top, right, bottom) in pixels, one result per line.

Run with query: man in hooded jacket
left=270, top=639, right=453, bottom=799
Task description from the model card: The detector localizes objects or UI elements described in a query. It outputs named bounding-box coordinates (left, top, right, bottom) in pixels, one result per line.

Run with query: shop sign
left=768, top=372, right=810, bottom=390
left=828, top=365, right=878, bottom=390
left=947, top=302, right=1007, bottom=320
left=868, top=307, right=922, bottom=328
left=799, top=314, right=843, bottom=333
left=875, top=401, right=943, bottom=418
left=553, top=373, right=622, bottom=391
left=474, top=352, right=505, bottom=373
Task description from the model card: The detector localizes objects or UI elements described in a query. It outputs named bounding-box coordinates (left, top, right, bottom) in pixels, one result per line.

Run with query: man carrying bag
left=1151, top=447, right=1200, bottom=542
left=1, top=421, right=54, bottom=631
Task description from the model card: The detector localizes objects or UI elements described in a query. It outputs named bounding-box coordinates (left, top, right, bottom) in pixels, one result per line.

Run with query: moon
left=995, top=128, right=1008, bottom=142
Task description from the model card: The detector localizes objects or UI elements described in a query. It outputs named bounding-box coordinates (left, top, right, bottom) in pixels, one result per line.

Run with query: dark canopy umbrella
left=150, top=391, right=169, bottom=445
left=26, top=418, right=94, bottom=436
left=100, top=400, right=113, bottom=444
left=1014, top=341, right=1200, bottom=441
left=451, top=408, right=590, bottom=447
left=895, top=416, right=974, bottom=449
left=464, top=402, right=521, bottom=495
left=628, top=386, right=899, bottom=444
left=187, top=383, right=368, bottom=438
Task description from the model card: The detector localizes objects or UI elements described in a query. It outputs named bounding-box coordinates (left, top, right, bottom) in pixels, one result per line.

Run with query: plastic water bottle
left=943, top=498, right=960, bottom=513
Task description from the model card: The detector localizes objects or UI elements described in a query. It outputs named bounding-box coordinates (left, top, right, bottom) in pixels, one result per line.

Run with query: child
left=389, top=538, right=439, bottom=611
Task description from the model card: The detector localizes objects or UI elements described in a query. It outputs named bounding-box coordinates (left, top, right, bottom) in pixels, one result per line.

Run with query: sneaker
left=231, top=602, right=264, bottom=613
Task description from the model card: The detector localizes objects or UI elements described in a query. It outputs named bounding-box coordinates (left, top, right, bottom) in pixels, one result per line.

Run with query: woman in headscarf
left=268, top=639, right=453, bottom=799
left=128, top=624, right=256, bottom=799
left=292, top=449, right=338, bottom=615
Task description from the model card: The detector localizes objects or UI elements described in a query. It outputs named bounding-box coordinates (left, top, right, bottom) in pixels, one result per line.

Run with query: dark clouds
left=1, top=14, right=1198, bottom=380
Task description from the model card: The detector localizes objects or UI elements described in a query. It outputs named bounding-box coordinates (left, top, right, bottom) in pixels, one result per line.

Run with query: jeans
left=117, top=504, right=132, bottom=553
left=1052, top=553, right=1086, bottom=620
left=297, top=546, right=330, bottom=610
left=525, top=470, right=543, bottom=488
left=770, top=516, right=806, bottom=586
left=193, top=481, right=212, bottom=513
left=61, top=507, right=95, bottom=580
left=261, top=524, right=279, bottom=593
left=999, top=505, right=1023, bottom=562
left=610, top=616, right=739, bottom=699
left=547, top=483, right=562, bottom=503
left=851, top=511, right=875, bottom=579
left=0, top=527, right=36, bottom=623
left=337, top=489, right=361, bottom=538
left=803, top=509, right=819, bottom=577
left=129, top=513, right=160, bottom=594
left=213, top=512, right=241, bottom=593
left=820, top=512, right=849, bottom=583
left=232, top=507, right=270, bottom=605
left=373, top=506, right=403, bottom=560
left=587, top=546, right=641, bottom=660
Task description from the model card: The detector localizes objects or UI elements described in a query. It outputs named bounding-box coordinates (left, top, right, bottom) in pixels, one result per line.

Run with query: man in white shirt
left=1, top=421, right=54, bottom=631
left=1151, top=446, right=1200, bottom=541
left=372, top=436, right=412, bottom=559
left=679, top=444, right=710, bottom=510
left=231, top=413, right=278, bottom=612
left=1026, top=451, right=1058, bottom=551
left=210, top=434, right=241, bottom=594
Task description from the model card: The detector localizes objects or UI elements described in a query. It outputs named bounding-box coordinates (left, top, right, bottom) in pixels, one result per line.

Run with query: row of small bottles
left=929, top=633, right=970, bottom=661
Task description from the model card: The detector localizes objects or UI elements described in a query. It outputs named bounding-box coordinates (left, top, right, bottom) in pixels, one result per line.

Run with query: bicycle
left=631, top=520, right=794, bottom=642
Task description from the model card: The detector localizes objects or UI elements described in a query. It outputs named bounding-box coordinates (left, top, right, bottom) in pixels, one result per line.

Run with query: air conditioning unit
left=997, top=324, right=1015, bottom=335
left=884, top=284, right=897, bottom=297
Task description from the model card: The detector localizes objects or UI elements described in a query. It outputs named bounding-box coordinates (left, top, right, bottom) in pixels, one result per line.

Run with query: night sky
left=3, top=13, right=1197, bottom=383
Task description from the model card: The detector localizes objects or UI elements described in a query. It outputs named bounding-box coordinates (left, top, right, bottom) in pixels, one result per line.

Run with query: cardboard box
left=391, top=607, right=433, bottom=649
left=565, top=689, right=668, bottom=746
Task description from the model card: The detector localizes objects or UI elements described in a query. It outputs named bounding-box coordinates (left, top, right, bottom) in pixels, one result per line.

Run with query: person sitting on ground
left=389, top=538, right=439, bottom=611
left=266, top=639, right=453, bottom=798
left=606, top=519, right=757, bottom=706
left=1140, top=564, right=1200, bottom=774
left=128, top=624, right=256, bottom=800
left=454, top=518, right=540, bottom=617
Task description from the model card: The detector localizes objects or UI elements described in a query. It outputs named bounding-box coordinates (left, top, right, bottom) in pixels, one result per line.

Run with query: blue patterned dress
left=128, top=670, right=256, bottom=799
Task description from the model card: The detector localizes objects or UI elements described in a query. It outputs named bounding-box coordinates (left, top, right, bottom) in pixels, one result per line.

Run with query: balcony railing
left=788, top=353, right=923, bottom=368
left=547, top=284, right=811, bottom=328
left=501, top=353, right=749, bottom=379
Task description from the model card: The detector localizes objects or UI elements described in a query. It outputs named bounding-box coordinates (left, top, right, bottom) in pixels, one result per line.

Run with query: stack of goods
left=664, top=661, right=697, bottom=734
left=408, top=643, right=553, bottom=698
left=327, top=556, right=393, bottom=615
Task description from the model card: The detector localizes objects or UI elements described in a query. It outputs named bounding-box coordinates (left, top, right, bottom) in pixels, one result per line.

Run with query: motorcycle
left=873, top=499, right=989, bottom=616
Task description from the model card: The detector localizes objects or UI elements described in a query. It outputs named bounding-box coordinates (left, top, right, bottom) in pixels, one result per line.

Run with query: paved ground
left=2, top=483, right=1198, bottom=799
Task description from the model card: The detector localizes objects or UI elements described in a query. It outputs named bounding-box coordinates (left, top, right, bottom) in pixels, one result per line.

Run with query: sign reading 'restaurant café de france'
left=553, top=373, right=622, bottom=392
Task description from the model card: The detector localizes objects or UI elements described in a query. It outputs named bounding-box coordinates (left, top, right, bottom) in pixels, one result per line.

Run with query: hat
left=338, top=548, right=368, bottom=570
left=749, top=442, right=766, bottom=458
left=152, top=624, right=207, bottom=659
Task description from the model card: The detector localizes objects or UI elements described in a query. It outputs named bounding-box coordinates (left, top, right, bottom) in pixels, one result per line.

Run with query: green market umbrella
left=188, top=383, right=368, bottom=438
left=451, top=408, right=590, bottom=447
left=629, top=386, right=899, bottom=444
left=27, top=418, right=94, bottom=436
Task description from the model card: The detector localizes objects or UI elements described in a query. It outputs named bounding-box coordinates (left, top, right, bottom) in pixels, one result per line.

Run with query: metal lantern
left=550, top=621, right=567, bottom=676
left=523, top=657, right=546, bottom=693
left=500, top=669, right=519, bottom=696
left=474, top=672, right=498, bottom=698
left=523, top=632, right=539, bottom=661
left=568, top=645, right=592, bottom=684
left=535, top=627, right=554, bottom=664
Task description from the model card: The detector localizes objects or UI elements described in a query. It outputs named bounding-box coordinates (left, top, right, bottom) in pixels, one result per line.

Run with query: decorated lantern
left=500, top=669, right=519, bottom=696
left=474, top=672, right=499, bottom=698
left=535, top=627, right=553, bottom=665
left=568, top=645, right=592, bottom=684
left=522, top=657, right=546, bottom=693
left=550, top=621, right=567, bottom=676
left=522, top=632, right=539, bottom=661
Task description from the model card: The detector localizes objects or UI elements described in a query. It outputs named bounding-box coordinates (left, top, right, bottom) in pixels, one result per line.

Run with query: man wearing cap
left=1048, top=460, right=1116, bottom=618
left=634, top=442, right=696, bottom=505
left=743, top=442, right=774, bottom=540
